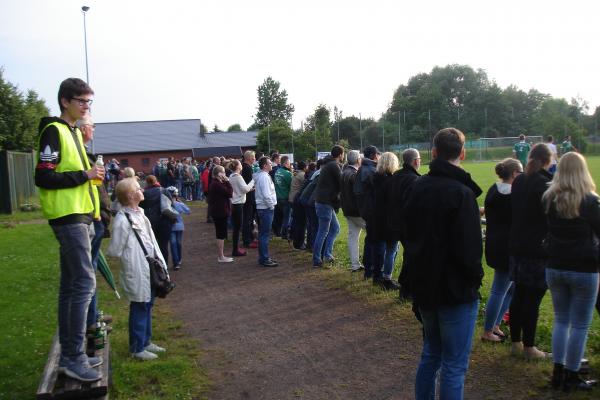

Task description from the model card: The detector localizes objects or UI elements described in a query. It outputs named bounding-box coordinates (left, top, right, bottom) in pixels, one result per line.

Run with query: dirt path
left=166, top=205, right=421, bottom=400
left=165, top=205, right=562, bottom=400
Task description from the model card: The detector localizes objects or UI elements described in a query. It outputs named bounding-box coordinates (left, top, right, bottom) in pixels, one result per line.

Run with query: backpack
left=299, top=175, right=320, bottom=207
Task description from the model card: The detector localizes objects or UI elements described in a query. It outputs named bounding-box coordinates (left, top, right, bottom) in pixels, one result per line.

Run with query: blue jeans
left=546, top=268, right=599, bottom=371
left=278, top=198, right=292, bottom=238
left=129, top=297, right=154, bottom=353
left=257, top=208, right=274, bottom=263
left=51, top=223, right=96, bottom=359
left=170, top=230, right=183, bottom=266
left=87, top=220, right=105, bottom=328
left=416, top=300, right=479, bottom=400
left=382, top=241, right=399, bottom=279
left=312, top=203, right=340, bottom=265
left=483, top=269, right=514, bottom=331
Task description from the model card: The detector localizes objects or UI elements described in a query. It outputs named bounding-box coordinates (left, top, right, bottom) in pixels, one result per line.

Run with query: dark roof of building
left=192, top=146, right=242, bottom=158
left=91, top=119, right=257, bottom=154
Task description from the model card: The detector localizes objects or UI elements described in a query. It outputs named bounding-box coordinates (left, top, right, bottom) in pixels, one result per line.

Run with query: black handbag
left=124, top=213, right=175, bottom=298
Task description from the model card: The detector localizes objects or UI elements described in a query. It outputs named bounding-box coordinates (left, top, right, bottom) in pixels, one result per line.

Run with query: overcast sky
left=1, top=0, right=599, bottom=130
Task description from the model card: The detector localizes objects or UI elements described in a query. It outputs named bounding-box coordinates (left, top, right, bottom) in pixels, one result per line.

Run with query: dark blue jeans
left=87, top=220, right=105, bottom=328
left=363, top=221, right=385, bottom=280
left=416, top=300, right=479, bottom=400
left=169, top=230, right=183, bottom=266
left=129, top=297, right=155, bottom=353
left=312, top=203, right=340, bottom=265
left=51, top=223, right=96, bottom=359
left=257, top=208, right=274, bottom=264
left=278, top=198, right=292, bottom=238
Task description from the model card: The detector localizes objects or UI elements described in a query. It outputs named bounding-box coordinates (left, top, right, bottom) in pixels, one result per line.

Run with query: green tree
left=532, top=98, right=586, bottom=149
left=227, top=123, right=242, bottom=132
left=0, top=69, right=49, bottom=151
left=213, top=124, right=222, bottom=133
left=256, top=119, right=294, bottom=156
left=253, top=77, right=295, bottom=129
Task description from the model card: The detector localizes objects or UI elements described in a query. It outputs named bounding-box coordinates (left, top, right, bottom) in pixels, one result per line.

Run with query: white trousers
left=345, top=216, right=365, bottom=269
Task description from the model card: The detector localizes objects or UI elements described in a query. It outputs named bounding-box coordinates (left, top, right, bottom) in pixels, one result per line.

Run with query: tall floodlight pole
left=359, top=113, right=363, bottom=151
left=82, top=6, right=90, bottom=84
left=290, top=116, right=294, bottom=155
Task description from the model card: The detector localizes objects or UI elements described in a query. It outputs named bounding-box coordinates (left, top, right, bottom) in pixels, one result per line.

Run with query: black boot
left=563, top=369, right=597, bottom=392
left=551, top=363, right=564, bottom=390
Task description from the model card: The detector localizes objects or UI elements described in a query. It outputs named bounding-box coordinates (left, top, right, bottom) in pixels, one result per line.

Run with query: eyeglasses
left=72, top=97, right=93, bottom=106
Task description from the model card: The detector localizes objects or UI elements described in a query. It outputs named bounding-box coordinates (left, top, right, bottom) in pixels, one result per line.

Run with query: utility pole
left=359, top=113, right=363, bottom=151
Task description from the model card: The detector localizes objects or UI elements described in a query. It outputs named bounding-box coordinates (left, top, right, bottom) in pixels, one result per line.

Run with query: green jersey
left=561, top=140, right=574, bottom=155
left=513, top=141, right=531, bottom=166
left=274, top=167, right=292, bottom=200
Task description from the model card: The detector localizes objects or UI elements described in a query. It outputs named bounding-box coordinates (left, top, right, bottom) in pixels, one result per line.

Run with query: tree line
left=1, top=65, right=599, bottom=158
left=253, top=65, right=600, bottom=161
left=0, top=69, right=49, bottom=151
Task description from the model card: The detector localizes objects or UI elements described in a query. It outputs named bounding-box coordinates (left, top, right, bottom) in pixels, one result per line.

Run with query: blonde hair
left=115, top=178, right=140, bottom=205
left=376, top=152, right=399, bottom=175
left=543, top=152, right=597, bottom=218
left=123, top=167, right=136, bottom=178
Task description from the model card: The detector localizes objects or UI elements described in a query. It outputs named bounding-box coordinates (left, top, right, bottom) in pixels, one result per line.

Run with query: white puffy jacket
left=107, top=208, right=168, bottom=303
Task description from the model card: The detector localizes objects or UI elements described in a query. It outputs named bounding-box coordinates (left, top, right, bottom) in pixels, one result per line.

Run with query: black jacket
left=354, top=158, right=377, bottom=220
left=341, top=164, right=360, bottom=217
left=386, top=164, right=421, bottom=241
left=314, top=156, right=342, bottom=210
left=140, top=185, right=173, bottom=234
left=546, top=194, right=600, bottom=273
left=509, top=169, right=552, bottom=259
left=403, top=158, right=484, bottom=308
left=372, top=172, right=395, bottom=241
left=484, top=183, right=512, bottom=271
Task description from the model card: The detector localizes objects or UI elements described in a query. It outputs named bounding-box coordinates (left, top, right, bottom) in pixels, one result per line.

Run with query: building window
left=142, top=158, right=150, bottom=167
left=120, top=159, right=129, bottom=167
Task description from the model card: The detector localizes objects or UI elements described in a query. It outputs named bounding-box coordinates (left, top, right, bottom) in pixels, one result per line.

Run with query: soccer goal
left=473, top=136, right=543, bottom=162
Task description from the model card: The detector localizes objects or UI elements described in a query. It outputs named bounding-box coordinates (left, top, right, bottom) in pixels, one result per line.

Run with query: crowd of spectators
left=34, top=77, right=599, bottom=397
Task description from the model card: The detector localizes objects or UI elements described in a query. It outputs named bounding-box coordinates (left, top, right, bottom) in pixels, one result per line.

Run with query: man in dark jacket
left=312, top=145, right=344, bottom=267
left=241, top=150, right=257, bottom=248
left=403, top=128, right=483, bottom=400
left=387, top=148, right=421, bottom=298
left=353, top=145, right=381, bottom=282
left=341, top=150, right=364, bottom=272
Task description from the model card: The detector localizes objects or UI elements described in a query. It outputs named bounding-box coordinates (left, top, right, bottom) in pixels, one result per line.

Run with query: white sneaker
left=145, top=342, right=166, bottom=353
left=218, top=257, right=234, bottom=263
left=132, top=350, right=158, bottom=361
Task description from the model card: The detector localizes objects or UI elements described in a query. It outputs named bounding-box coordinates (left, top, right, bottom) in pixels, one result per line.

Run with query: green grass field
left=0, top=223, right=209, bottom=399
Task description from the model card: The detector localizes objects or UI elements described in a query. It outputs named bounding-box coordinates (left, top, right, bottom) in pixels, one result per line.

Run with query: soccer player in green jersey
left=513, top=134, right=531, bottom=166
left=561, top=135, right=578, bottom=156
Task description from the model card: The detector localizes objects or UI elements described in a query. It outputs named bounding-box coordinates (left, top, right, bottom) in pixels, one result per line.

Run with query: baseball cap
left=363, top=145, right=381, bottom=159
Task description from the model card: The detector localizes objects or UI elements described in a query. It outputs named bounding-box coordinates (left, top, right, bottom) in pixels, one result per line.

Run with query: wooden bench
left=37, top=332, right=111, bottom=400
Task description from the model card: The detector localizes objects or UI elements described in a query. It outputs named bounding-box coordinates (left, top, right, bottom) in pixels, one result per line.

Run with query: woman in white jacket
left=107, top=178, right=168, bottom=361
left=228, top=160, right=255, bottom=256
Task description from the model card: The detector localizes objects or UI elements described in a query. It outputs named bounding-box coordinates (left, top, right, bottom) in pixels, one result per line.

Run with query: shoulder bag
left=124, top=213, right=175, bottom=298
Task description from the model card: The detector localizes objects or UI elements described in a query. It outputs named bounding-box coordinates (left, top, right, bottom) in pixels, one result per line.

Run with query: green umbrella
left=98, top=250, right=121, bottom=299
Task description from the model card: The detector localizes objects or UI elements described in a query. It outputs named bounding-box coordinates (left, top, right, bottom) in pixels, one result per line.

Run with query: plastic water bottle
left=92, top=155, right=104, bottom=186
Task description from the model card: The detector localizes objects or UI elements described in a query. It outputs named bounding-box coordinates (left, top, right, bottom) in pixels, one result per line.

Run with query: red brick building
left=92, top=119, right=257, bottom=174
